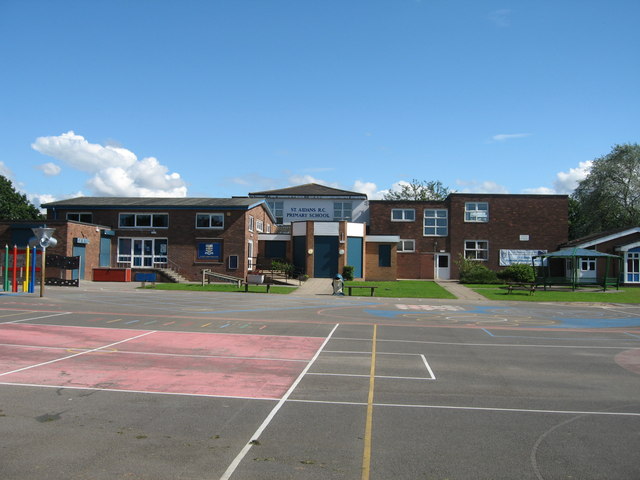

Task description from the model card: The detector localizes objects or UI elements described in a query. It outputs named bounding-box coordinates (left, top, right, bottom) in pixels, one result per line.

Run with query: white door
left=436, top=254, right=450, bottom=280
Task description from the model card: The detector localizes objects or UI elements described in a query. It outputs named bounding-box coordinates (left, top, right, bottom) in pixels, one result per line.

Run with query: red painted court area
left=0, top=324, right=324, bottom=399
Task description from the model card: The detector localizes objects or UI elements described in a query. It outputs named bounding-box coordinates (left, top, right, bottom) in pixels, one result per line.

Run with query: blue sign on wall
left=197, top=242, right=221, bottom=261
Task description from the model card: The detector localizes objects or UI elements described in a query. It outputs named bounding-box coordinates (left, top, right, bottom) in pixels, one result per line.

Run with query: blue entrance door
left=72, top=245, right=86, bottom=280
left=347, top=237, right=363, bottom=278
left=314, top=236, right=338, bottom=278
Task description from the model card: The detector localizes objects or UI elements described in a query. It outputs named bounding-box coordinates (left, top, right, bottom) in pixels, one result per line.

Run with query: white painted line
left=421, top=354, right=436, bottom=380
left=219, top=323, right=340, bottom=480
left=306, top=372, right=436, bottom=380
left=0, top=330, right=156, bottom=377
left=6, top=312, right=72, bottom=324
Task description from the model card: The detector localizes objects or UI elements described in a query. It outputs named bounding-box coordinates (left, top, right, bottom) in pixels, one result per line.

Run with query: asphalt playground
left=1, top=282, right=639, bottom=479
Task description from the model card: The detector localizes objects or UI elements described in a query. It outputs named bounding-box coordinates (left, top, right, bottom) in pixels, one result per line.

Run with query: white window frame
left=248, top=215, right=254, bottom=232
left=424, top=209, right=448, bottom=236
left=391, top=209, right=415, bottom=222
left=398, top=239, right=415, bottom=253
left=195, top=213, right=224, bottom=229
left=118, top=213, right=169, bottom=228
left=464, top=240, right=489, bottom=261
left=580, top=257, right=596, bottom=271
left=334, top=202, right=353, bottom=221
left=465, top=202, right=489, bottom=223
left=256, top=219, right=264, bottom=233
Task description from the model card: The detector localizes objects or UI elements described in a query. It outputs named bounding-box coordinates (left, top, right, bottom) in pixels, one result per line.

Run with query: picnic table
left=506, top=282, right=536, bottom=295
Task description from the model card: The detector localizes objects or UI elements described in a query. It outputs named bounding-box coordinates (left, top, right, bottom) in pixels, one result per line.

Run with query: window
left=228, top=255, right=239, bottom=270
left=334, top=202, right=352, bottom=221
left=465, top=240, right=488, bottom=260
left=247, top=240, right=254, bottom=270
left=465, top=202, right=489, bottom=222
left=248, top=215, right=254, bottom=231
left=256, top=220, right=264, bottom=232
left=66, top=212, right=93, bottom=223
left=117, top=237, right=167, bottom=266
left=424, top=209, right=448, bottom=236
left=119, top=213, right=169, bottom=228
left=267, top=201, right=284, bottom=224
left=391, top=209, right=415, bottom=222
left=378, top=244, right=391, bottom=267
left=580, top=257, right=596, bottom=271
left=266, top=224, right=271, bottom=233
left=196, top=213, right=224, bottom=229
left=398, top=239, right=415, bottom=252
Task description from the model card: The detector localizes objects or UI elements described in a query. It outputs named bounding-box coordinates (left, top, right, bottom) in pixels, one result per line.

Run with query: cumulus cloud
left=522, top=160, right=593, bottom=195
left=456, top=180, right=510, bottom=194
left=37, top=162, right=61, bottom=176
left=31, top=131, right=187, bottom=197
left=0, top=161, right=13, bottom=178
left=490, top=133, right=531, bottom=142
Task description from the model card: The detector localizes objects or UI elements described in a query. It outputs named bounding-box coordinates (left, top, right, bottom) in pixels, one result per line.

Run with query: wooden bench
left=242, top=281, right=271, bottom=293
left=345, top=285, right=378, bottom=296
left=506, top=282, right=536, bottom=295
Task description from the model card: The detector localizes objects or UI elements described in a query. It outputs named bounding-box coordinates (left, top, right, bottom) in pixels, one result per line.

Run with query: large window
left=267, top=201, right=284, bottom=224
left=398, top=239, right=415, bottom=253
left=465, top=202, right=489, bottom=222
left=119, top=213, right=169, bottom=228
left=66, top=212, right=93, bottom=223
left=391, top=209, right=415, bottom=222
left=196, top=213, right=224, bottom=229
left=424, top=209, right=448, bottom=236
left=334, top=202, right=352, bottom=221
left=465, top=240, right=488, bottom=260
left=117, top=237, right=167, bottom=267
left=627, top=251, right=640, bottom=283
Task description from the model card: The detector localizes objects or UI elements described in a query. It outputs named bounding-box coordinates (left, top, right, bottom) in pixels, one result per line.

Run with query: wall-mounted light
left=338, top=248, right=345, bottom=255
left=150, top=230, right=157, bottom=235
left=307, top=248, right=314, bottom=255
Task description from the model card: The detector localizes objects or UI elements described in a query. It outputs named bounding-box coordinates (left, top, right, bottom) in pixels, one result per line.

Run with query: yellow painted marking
left=361, top=324, right=377, bottom=480
left=106, top=318, right=122, bottom=324
left=201, top=322, right=212, bottom=328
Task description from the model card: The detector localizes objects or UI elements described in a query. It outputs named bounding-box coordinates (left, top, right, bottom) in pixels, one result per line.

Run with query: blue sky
left=1, top=0, right=638, bottom=206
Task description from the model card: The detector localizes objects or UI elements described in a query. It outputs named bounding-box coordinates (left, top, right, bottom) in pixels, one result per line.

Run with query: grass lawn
left=467, top=284, right=640, bottom=303
left=344, top=281, right=456, bottom=299
left=142, top=283, right=295, bottom=294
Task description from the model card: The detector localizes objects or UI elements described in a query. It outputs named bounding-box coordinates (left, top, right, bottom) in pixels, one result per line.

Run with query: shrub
left=456, top=256, right=499, bottom=284
left=497, top=263, right=535, bottom=283
left=342, top=265, right=355, bottom=281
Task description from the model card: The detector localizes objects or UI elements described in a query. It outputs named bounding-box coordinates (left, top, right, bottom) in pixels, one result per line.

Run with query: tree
left=383, top=179, right=452, bottom=201
left=0, top=175, right=43, bottom=220
left=570, top=143, right=640, bottom=239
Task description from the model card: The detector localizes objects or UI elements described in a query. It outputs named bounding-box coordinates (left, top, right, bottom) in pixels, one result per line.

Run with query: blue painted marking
left=219, top=323, right=230, bottom=328
left=481, top=328, right=495, bottom=337
left=365, top=310, right=403, bottom=318
left=196, top=302, right=377, bottom=315
left=125, top=320, right=139, bottom=325
left=624, top=332, right=640, bottom=339
left=482, top=328, right=640, bottom=341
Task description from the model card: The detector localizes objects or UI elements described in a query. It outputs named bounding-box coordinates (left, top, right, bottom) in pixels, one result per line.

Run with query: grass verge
left=467, top=284, right=640, bottom=303
left=142, top=283, right=295, bottom=294
left=344, top=281, right=456, bottom=299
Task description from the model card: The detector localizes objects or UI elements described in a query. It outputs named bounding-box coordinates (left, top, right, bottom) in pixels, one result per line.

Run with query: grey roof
left=249, top=183, right=367, bottom=199
left=42, top=197, right=267, bottom=209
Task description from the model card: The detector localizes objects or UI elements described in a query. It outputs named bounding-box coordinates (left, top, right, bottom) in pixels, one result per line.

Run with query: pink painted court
left=0, top=324, right=325, bottom=399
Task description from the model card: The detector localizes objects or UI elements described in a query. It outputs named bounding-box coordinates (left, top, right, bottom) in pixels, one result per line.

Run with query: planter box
left=93, top=268, right=131, bottom=282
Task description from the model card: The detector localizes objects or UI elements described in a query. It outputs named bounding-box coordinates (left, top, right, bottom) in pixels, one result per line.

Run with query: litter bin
left=332, top=274, right=344, bottom=296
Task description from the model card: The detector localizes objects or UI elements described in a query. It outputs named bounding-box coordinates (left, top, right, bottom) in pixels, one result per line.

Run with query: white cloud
left=0, top=161, right=13, bottom=178
left=456, top=180, right=510, bottom=194
left=552, top=160, right=593, bottom=193
left=351, top=180, right=383, bottom=199
left=520, top=186, right=556, bottom=195
left=37, top=162, right=61, bottom=176
left=491, top=133, right=531, bottom=142
left=32, top=131, right=187, bottom=197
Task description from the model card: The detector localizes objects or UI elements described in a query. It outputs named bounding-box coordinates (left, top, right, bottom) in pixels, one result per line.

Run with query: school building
left=1, top=183, right=580, bottom=284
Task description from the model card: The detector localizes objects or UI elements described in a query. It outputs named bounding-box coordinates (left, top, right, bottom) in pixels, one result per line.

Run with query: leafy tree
left=570, top=144, right=640, bottom=239
left=383, top=179, right=452, bottom=201
left=0, top=175, right=43, bottom=220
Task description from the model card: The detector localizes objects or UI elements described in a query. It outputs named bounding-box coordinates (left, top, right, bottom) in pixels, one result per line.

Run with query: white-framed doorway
left=435, top=253, right=450, bottom=280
